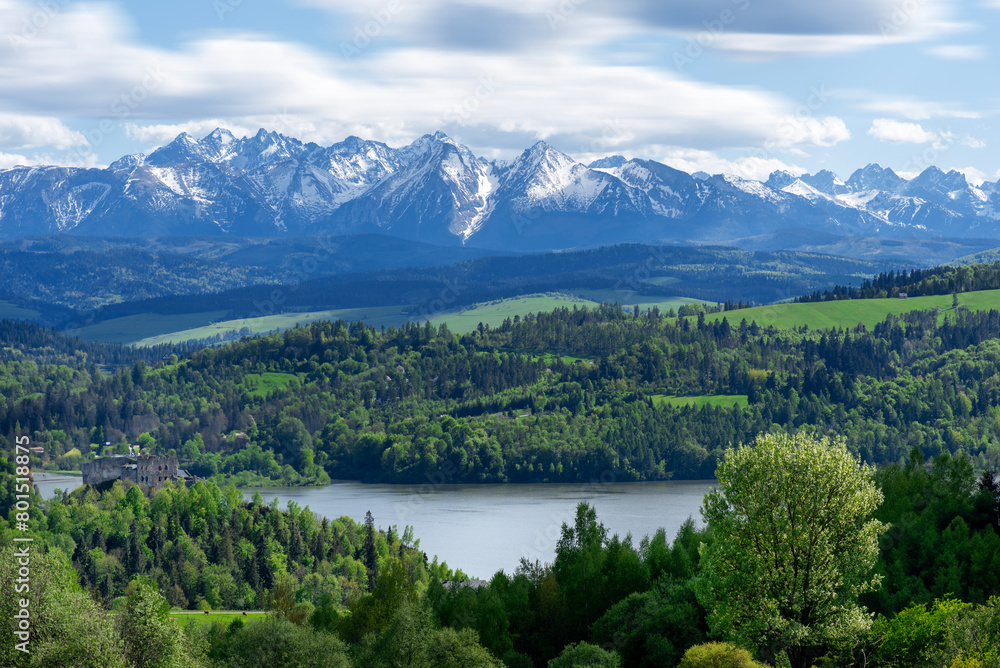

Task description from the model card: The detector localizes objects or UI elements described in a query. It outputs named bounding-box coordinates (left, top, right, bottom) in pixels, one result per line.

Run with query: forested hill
left=5, top=301, right=1000, bottom=483
left=0, top=318, right=196, bottom=369
left=68, top=243, right=879, bottom=326
left=797, top=259, right=1000, bottom=302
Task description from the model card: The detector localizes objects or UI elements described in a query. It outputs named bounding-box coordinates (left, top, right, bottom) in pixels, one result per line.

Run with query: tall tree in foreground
left=696, top=433, right=886, bottom=667
left=363, top=509, right=379, bottom=590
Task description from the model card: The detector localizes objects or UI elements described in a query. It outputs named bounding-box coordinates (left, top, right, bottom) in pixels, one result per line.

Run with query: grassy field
left=0, top=300, right=40, bottom=319
left=566, top=288, right=708, bottom=314
left=74, top=291, right=700, bottom=346
left=644, top=276, right=680, bottom=286
left=125, top=306, right=408, bottom=346
left=651, top=394, right=749, bottom=409
left=67, top=311, right=230, bottom=343
left=169, top=610, right=269, bottom=627
left=700, top=289, right=1000, bottom=330
left=428, top=293, right=600, bottom=332
left=245, top=372, right=300, bottom=398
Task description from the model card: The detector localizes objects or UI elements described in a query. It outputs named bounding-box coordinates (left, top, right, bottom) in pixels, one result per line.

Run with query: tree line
left=5, top=303, right=1000, bottom=486
left=797, top=260, right=1000, bottom=302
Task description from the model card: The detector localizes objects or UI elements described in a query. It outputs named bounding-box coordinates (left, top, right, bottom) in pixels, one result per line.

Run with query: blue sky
left=0, top=0, right=997, bottom=183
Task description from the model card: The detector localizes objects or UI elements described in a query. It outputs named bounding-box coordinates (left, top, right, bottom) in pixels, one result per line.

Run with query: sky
left=0, top=0, right=997, bottom=183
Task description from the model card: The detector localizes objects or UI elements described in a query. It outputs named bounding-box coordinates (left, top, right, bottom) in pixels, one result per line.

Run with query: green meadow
left=169, top=610, right=269, bottom=628
left=701, top=289, right=1000, bottom=330
left=651, top=394, right=750, bottom=409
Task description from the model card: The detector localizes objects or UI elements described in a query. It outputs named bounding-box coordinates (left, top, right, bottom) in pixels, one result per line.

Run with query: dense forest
left=797, top=259, right=1000, bottom=302
left=0, top=319, right=196, bottom=370
left=3, top=299, right=1000, bottom=485
left=4, top=260, right=1000, bottom=665
left=80, top=244, right=879, bottom=324
left=2, top=444, right=998, bottom=667
left=0, top=246, right=281, bottom=311
left=0, top=241, right=882, bottom=330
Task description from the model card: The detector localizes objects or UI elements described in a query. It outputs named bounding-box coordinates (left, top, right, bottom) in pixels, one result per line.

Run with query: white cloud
left=0, top=151, right=31, bottom=169
left=770, top=116, right=850, bottom=148
left=867, top=118, right=938, bottom=144
left=955, top=166, right=988, bottom=186
left=924, top=44, right=986, bottom=59
left=0, top=0, right=865, bottom=164
left=857, top=95, right=980, bottom=120
left=299, top=0, right=967, bottom=58
left=654, top=147, right=806, bottom=181
left=124, top=120, right=257, bottom=146
left=0, top=149, right=99, bottom=170
left=0, top=113, right=86, bottom=150
left=867, top=120, right=985, bottom=155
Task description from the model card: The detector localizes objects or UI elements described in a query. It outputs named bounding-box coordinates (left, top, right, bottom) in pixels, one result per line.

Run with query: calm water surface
left=243, top=480, right=716, bottom=577
left=34, top=472, right=715, bottom=578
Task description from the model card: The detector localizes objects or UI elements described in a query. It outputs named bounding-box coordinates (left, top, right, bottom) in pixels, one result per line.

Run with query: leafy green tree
left=590, top=578, right=706, bottom=668
left=547, top=641, right=621, bottom=668
left=427, top=626, right=505, bottom=668
left=870, top=597, right=971, bottom=667
left=339, top=557, right=418, bottom=643
left=0, top=544, right=125, bottom=668
left=677, top=642, right=768, bottom=668
left=224, top=616, right=351, bottom=668
left=696, top=433, right=886, bottom=667
left=115, top=577, right=196, bottom=668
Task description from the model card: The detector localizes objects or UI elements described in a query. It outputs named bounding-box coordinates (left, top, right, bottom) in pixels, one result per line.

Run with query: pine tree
left=363, top=510, right=378, bottom=590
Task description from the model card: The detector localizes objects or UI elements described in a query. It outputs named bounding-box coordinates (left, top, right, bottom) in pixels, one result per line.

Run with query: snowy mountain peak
left=145, top=132, right=207, bottom=166
left=3, top=127, right=999, bottom=247
left=846, top=163, right=904, bottom=193
left=109, top=153, right=145, bottom=171
left=207, top=127, right=235, bottom=143
left=588, top=155, right=628, bottom=169
left=765, top=170, right=798, bottom=190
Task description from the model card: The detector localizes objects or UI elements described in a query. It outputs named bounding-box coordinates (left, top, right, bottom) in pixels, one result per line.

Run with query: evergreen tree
left=364, top=510, right=379, bottom=590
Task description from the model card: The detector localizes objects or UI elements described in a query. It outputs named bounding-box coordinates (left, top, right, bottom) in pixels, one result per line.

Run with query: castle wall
left=132, top=454, right=178, bottom=487
left=82, top=454, right=179, bottom=488
left=81, top=456, right=130, bottom=486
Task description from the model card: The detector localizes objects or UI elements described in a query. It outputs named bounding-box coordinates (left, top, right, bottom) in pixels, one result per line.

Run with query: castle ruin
left=82, top=453, right=186, bottom=490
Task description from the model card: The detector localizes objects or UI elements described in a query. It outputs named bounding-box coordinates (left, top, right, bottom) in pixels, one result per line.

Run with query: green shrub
left=548, top=641, right=621, bottom=668
left=678, top=642, right=768, bottom=668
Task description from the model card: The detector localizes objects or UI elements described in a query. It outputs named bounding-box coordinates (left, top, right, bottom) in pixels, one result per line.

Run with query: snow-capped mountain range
left=2, top=128, right=998, bottom=250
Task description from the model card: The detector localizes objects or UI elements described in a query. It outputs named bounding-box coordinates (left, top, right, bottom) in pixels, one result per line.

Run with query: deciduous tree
left=696, top=433, right=886, bottom=667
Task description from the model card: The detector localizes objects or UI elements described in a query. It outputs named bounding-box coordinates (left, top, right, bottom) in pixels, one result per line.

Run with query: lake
left=33, top=472, right=715, bottom=578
